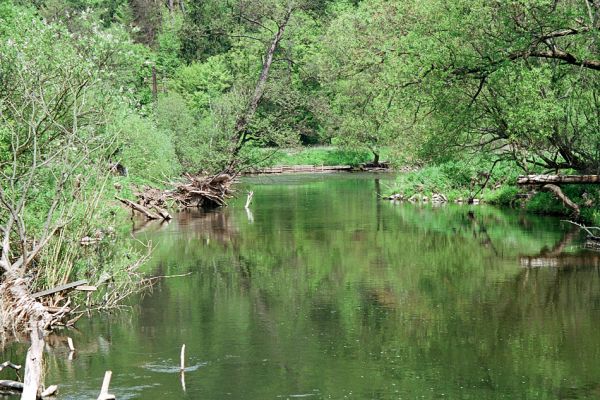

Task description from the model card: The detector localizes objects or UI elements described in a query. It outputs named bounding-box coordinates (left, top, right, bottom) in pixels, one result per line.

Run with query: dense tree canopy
left=5, top=0, right=597, bottom=175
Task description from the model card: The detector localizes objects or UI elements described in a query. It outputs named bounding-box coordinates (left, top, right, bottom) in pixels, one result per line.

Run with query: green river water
left=3, top=173, right=600, bottom=399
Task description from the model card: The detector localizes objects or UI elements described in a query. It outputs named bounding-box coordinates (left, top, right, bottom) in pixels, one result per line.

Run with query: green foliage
left=2, top=0, right=600, bottom=302
left=112, top=111, right=180, bottom=181
left=0, top=2, right=148, bottom=305
left=172, top=55, right=233, bottom=114
left=483, top=186, right=520, bottom=206
left=526, top=185, right=600, bottom=224
left=392, top=157, right=522, bottom=202
left=267, top=147, right=374, bottom=167
left=156, top=11, right=183, bottom=75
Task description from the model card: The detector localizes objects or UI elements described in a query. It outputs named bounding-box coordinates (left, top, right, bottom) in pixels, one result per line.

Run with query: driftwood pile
left=117, top=174, right=235, bottom=220
left=168, top=174, right=235, bottom=208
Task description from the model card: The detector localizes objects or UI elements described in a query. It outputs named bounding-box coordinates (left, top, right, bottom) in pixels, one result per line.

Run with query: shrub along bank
left=389, top=158, right=600, bottom=225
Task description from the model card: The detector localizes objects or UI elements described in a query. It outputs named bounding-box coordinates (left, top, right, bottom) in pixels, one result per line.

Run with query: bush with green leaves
left=392, top=157, right=521, bottom=202
left=111, top=111, right=181, bottom=182
left=172, top=55, right=233, bottom=114
left=0, top=4, right=150, bottom=304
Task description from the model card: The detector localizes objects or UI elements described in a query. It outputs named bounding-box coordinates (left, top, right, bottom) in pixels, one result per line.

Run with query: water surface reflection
left=3, top=173, right=600, bottom=399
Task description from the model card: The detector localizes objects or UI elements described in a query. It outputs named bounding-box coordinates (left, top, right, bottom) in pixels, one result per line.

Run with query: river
left=3, top=173, right=600, bottom=399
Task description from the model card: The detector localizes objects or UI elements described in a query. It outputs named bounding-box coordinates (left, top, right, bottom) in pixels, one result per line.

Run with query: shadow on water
left=3, top=173, right=600, bottom=399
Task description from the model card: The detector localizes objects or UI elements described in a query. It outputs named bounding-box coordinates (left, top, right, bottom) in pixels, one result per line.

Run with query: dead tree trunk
left=116, top=197, right=161, bottom=220
left=517, top=175, right=600, bottom=184
left=228, top=7, right=293, bottom=170
left=21, top=320, right=44, bottom=400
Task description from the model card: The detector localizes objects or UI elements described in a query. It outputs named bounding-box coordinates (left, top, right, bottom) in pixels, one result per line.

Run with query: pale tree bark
left=517, top=175, right=600, bottom=184
left=21, top=320, right=44, bottom=400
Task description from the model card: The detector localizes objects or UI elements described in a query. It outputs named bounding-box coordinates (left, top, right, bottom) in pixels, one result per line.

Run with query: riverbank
left=386, top=158, right=600, bottom=225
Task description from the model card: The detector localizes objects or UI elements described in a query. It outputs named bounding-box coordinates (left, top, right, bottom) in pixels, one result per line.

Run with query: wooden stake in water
left=245, top=191, right=254, bottom=209
left=67, top=336, right=76, bottom=361
left=67, top=337, right=75, bottom=352
left=180, top=344, right=186, bottom=392
left=97, top=371, right=115, bottom=400
left=180, top=344, right=186, bottom=371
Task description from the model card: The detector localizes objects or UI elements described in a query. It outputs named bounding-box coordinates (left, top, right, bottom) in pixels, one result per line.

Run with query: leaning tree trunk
left=228, top=8, right=293, bottom=171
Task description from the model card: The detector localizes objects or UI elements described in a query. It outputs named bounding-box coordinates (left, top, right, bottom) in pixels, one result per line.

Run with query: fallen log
left=562, top=220, right=600, bottom=237
left=115, top=196, right=161, bottom=220
left=31, top=280, right=88, bottom=299
left=41, top=385, right=58, bottom=397
left=0, top=380, right=23, bottom=391
left=151, top=205, right=171, bottom=220
left=520, top=254, right=600, bottom=268
left=517, top=174, right=600, bottom=185
left=0, top=380, right=58, bottom=397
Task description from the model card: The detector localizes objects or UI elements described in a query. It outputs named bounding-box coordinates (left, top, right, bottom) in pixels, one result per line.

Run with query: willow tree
left=318, top=1, right=418, bottom=165
left=396, top=0, right=600, bottom=173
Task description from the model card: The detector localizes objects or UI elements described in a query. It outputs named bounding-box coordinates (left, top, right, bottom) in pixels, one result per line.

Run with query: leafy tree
left=318, top=1, right=412, bottom=164
left=392, top=0, right=600, bottom=173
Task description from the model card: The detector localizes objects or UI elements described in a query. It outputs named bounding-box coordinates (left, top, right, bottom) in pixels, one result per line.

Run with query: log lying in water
left=248, top=165, right=353, bottom=174
left=0, top=380, right=23, bottom=391
left=517, top=175, right=600, bottom=185
left=0, top=361, right=21, bottom=372
left=31, top=279, right=88, bottom=299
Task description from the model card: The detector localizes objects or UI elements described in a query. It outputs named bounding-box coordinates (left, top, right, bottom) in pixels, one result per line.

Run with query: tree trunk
left=228, top=8, right=293, bottom=170
left=372, top=152, right=380, bottom=166
left=517, top=175, right=600, bottom=185
left=21, top=320, right=44, bottom=400
left=115, top=197, right=161, bottom=220
left=151, top=66, right=157, bottom=101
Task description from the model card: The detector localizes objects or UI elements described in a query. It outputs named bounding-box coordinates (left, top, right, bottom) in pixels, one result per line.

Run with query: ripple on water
left=142, top=359, right=207, bottom=373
